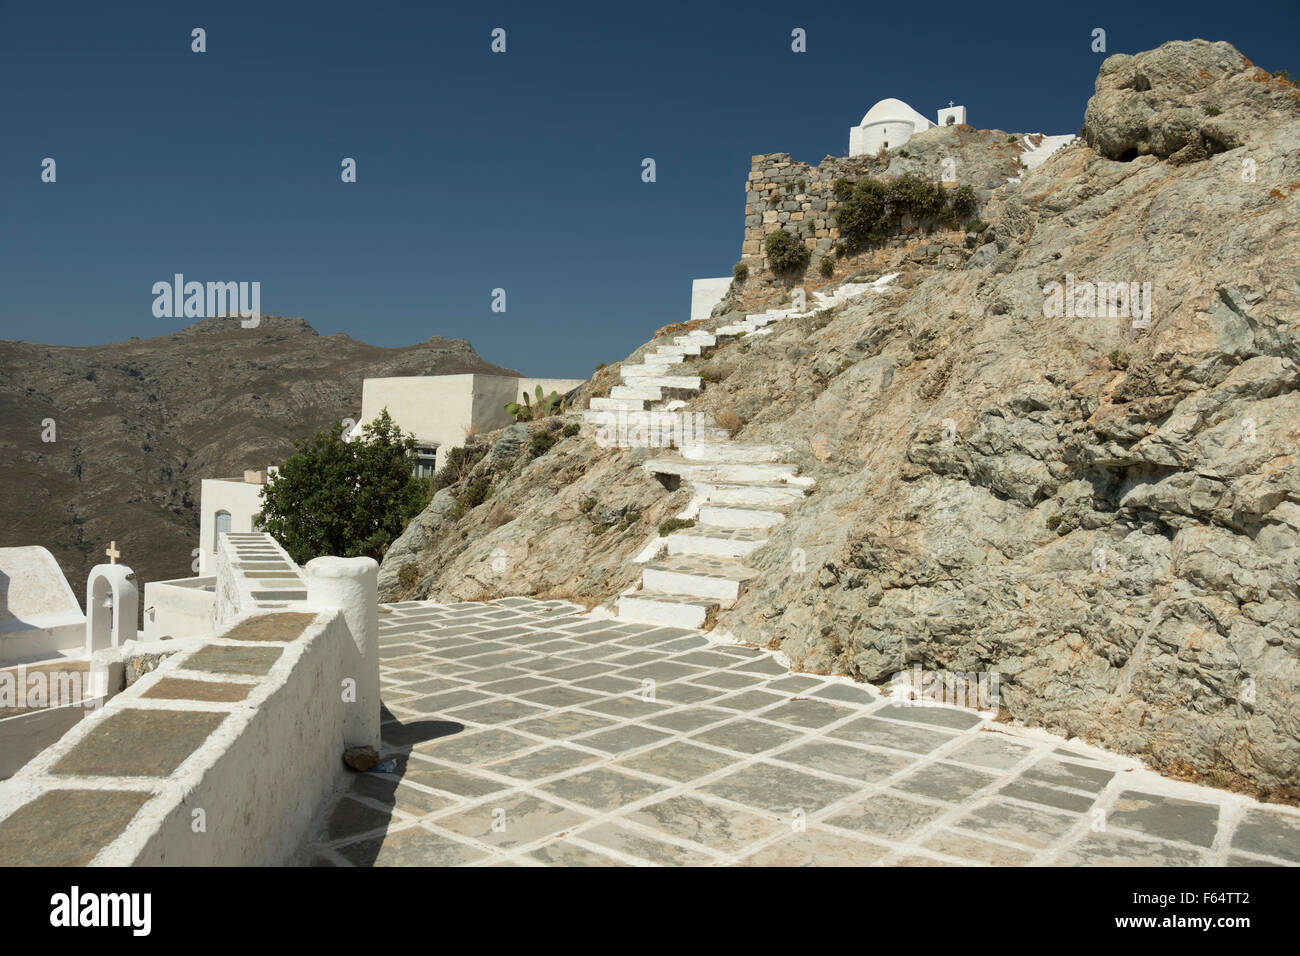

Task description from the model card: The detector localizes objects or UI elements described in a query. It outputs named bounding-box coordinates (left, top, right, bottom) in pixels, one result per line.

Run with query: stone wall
left=740, top=130, right=1027, bottom=280
left=742, top=152, right=877, bottom=275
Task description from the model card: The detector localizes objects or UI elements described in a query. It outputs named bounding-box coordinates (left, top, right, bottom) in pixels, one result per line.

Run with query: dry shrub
left=486, top=501, right=513, bottom=528
left=654, top=319, right=702, bottom=339
left=714, top=404, right=743, bottom=433
left=397, top=562, right=421, bottom=594
left=918, top=357, right=953, bottom=400
left=700, top=360, right=736, bottom=384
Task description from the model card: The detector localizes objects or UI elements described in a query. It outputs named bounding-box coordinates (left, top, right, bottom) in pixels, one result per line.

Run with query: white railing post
left=304, top=556, right=380, bottom=749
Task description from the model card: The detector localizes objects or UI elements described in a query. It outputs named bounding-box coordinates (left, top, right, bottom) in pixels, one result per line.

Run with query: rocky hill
left=0, top=315, right=516, bottom=597
left=377, top=40, right=1300, bottom=801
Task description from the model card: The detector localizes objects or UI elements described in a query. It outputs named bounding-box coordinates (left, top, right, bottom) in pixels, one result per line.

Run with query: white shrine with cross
left=0, top=546, right=138, bottom=666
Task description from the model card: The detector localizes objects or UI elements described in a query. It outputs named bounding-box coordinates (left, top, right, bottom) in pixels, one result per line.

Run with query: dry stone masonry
left=742, top=152, right=861, bottom=273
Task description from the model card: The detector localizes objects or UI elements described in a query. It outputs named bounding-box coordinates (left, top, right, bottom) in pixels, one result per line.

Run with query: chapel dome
left=859, top=97, right=932, bottom=128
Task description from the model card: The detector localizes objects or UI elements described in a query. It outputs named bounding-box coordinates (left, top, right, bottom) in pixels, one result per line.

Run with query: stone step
left=655, top=343, right=702, bottom=357
left=621, top=362, right=686, bottom=378
left=588, top=396, right=646, bottom=411
left=698, top=504, right=789, bottom=530
left=679, top=442, right=787, bottom=463
left=620, top=375, right=702, bottom=391
left=579, top=410, right=729, bottom=444
left=641, top=554, right=758, bottom=601
left=645, top=457, right=799, bottom=483
left=676, top=333, right=716, bottom=347
left=617, top=590, right=718, bottom=629
left=610, top=385, right=662, bottom=401
left=696, top=480, right=809, bottom=507
left=666, top=524, right=769, bottom=558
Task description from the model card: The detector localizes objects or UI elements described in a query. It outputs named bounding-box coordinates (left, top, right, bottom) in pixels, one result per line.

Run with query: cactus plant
left=506, top=385, right=566, bottom=421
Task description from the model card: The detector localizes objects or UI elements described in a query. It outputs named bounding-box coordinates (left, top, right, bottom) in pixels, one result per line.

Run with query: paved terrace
left=295, top=598, right=1300, bottom=867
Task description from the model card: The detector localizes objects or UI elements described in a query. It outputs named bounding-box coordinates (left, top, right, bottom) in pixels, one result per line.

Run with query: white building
left=197, top=471, right=271, bottom=574
left=849, top=98, right=967, bottom=156
left=689, top=277, right=732, bottom=321
left=358, top=372, right=585, bottom=473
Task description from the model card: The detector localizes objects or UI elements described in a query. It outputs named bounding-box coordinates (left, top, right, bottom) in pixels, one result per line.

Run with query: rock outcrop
left=383, top=40, right=1300, bottom=800
left=1083, top=39, right=1297, bottom=164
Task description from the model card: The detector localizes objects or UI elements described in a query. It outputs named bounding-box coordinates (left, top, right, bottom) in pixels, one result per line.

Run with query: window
left=946, top=115, right=956, bottom=126
left=413, top=446, right=437, bottom=479
left=214, top=510, right=231, bottom=550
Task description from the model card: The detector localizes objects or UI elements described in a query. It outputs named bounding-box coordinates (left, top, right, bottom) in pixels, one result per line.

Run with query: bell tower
left=937, top=102, right=967, bottom=127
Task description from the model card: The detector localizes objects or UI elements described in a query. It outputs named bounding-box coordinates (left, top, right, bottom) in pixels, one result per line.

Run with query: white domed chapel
left=848, top=98, right=967, bottom=156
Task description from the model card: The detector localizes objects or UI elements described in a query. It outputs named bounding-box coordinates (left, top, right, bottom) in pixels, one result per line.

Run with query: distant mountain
left=0, top=314, right=518, bottom=599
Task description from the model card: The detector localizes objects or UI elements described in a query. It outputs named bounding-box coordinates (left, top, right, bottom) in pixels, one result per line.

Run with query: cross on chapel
left=105, top=541, right=121, bottom=564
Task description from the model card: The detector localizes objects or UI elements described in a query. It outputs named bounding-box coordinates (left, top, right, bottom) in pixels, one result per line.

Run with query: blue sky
left=2, top=0, right=1295, bottom=378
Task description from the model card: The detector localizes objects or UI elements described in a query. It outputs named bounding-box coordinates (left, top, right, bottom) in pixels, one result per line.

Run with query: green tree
left=764, top=229, right=811, bottom=274
left=255, top=409, right=427, bottom=565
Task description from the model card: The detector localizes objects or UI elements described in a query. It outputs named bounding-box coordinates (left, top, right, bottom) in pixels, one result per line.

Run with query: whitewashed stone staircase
left=584, top=275, right=897, bottom=628
left=616, top=436, right=814, bottom=628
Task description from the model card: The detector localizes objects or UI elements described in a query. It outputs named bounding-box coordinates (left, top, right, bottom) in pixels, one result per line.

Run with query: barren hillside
left=0, top=315, right=517, bottom=597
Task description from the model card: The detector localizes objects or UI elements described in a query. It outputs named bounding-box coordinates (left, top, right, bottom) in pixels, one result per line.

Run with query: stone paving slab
left=52, top=708, right=226, bottom=778
left=293, top=597, right=1300, bottom=867
left=0, top=789, right=153, bottom=866
left=183, top=645, right=283, bottom=676
left=141, top=677, right=253, bottom=702
left=221, top=611, right=316, bottom=642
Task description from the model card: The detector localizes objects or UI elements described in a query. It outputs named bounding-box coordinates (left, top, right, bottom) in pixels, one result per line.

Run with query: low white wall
left=690, top=277, right=732, bottom=321
left=363, top=374, right=590, bottom=458
left=115, top=609, right=360, bottom=865
left=0, top=608, right=358, bottom=865
left=0, top=657, right=122, bottom=781
left=143, top=577, right=216, bottom=641
left=0, top=621, right=83, bottom=667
